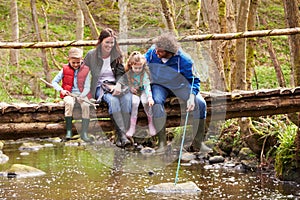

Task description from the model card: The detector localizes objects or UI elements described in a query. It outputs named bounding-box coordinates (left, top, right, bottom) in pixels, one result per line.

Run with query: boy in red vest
left=52, top=47, right=93, bottom=142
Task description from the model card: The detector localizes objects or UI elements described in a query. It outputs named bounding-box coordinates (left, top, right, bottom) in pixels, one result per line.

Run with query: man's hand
left=186, top=94, right=195, bottom=112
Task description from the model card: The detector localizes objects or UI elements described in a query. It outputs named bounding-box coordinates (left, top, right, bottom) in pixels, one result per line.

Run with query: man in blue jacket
left=144, top=32, right=210, bottom=153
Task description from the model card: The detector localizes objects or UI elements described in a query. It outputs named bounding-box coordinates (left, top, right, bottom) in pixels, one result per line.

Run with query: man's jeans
left=151, top=84, right=207, bottom=119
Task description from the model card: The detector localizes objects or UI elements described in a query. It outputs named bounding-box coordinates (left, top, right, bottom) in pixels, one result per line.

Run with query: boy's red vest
left=60, top=64, right=92, bottom=99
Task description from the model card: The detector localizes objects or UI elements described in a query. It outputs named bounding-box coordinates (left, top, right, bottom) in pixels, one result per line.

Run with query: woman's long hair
left=96, top=28, right=123, bottom=63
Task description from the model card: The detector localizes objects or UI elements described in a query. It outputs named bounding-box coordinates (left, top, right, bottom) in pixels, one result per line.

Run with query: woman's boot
left=110, top=112, right=131, bottom=147
left=65, top=116, right=73, bottom=140
left=81, top=118, right=93, bottom=142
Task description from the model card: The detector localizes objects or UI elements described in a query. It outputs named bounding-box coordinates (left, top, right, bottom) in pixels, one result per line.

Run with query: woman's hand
left=112, top=83, right=122, bottom=96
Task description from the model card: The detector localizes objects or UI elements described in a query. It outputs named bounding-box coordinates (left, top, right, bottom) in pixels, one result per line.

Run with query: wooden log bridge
left=1, top=87, right=300, bottom=140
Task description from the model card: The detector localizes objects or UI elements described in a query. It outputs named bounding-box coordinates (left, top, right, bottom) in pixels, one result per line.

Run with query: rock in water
left=145, top=181, right=201, bottom=194
left=0, top=151, right=9, bottom=164
left=7, top=164, right=46, bottom=178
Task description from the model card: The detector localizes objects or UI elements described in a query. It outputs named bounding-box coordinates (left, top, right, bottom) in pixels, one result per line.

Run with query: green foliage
left=252, top=64, right=291, bottom=89
left=253, top=115, right=289, bottom=138
left=219, top=116, right=295, bottom=160
left=257, top=0, right=285, bottom=29
left=275, top=124, right=297, bottom=176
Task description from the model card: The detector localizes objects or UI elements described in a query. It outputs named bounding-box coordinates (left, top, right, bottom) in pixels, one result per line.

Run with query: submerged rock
left=209, top=155, right=225, bottom=164
left=46, top=137, right=62, bottom=143
left=238, top=147, right=254, bottom=160
left=181, top=152, right=196, bottom=162
left=43, top=143, right=54, bottom=147
left=18, top=142, right=44, bottom=151
left=0, top=141, right=4, bottom=150
left=6, top=164, right=46, bottom=178
left=0, top=150, right=9, bottom=164
left=145, top=181, right=201, bottom=194
left=20, top=152, right=30, bottom=156
left=140, top=147, right=155, bottom=155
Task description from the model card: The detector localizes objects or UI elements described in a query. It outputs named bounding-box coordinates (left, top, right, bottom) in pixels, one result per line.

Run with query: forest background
left=0, top=0, right=299, bottom=182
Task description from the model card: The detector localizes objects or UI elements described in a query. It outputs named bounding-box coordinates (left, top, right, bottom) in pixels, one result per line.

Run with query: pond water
left=0, top=139, right=300, bottom=200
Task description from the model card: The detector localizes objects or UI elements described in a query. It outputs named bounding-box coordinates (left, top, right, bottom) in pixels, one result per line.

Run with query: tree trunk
left=193, top=0, right=209, bottom=88
left=266, top=38, right=286, bottom=87
left=78, top=0, right=99, bottom=39
left=234, top=0, right=250, bottom=90
left=30, top=0, right=51, bottom=89
left=118, top=0, right=128, bottom=56
left=283, top=0, right=300, bottom=86
left=234, top=0, right=254, bottom=154
left=159, top=0, right=177, bottom=35
left=9, top=0, right=19, bottom=67
left=226, top=0, right=237, bottom=91
left=74, top=0, right=84, bottom=41
left=246, top=0, right=259, bottom=90
left=202, top=0, right=225, bottom=91
left=196, top=0, right=206, bottom=29
left=260, top=16, right=286, bottom=88
left=218, top=0, right=229, bottom=91
left=183, top=0, right=192, bottom=27
left=41, top=5, right=60, bottom=71
left=283, top=0, right=300, bottom=176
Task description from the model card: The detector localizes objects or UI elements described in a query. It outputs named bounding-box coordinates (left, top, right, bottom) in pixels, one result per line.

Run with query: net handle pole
left=174, top=74, right=195, bottom=185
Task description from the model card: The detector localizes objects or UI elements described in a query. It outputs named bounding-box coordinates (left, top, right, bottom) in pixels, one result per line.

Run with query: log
left=0, top=116, right=182, bottom=140
left=2, top=87, right=300, bottom=139
left=1, top=27, right=300, bottom=49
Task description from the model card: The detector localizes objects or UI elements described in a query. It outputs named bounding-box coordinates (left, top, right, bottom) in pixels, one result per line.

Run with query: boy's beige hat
left=68, top=47, right=83, bottom=58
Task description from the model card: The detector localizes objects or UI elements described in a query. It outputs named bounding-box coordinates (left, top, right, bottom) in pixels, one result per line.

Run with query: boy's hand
left=61, top=90, right=70, bottom=96
left=77, top=96, right=84, bottom=103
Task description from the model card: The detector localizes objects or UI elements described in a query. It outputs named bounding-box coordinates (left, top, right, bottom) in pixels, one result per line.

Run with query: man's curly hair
left=154, top=32, right=180, bottom=54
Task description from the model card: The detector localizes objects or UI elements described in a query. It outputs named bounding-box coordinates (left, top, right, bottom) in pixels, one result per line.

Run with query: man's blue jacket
left=144, top=45, right=200, bottom=96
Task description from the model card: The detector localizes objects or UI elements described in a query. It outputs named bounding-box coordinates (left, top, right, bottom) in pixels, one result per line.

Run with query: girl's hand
left=148, top=97, right=154, bottom=107
left=130, top=87, right=137, bottom=94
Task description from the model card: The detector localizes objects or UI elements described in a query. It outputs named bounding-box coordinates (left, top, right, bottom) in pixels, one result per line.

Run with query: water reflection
left=87, top=142, right=179, bottom=173
left=0, top=140, right=299, bottom=199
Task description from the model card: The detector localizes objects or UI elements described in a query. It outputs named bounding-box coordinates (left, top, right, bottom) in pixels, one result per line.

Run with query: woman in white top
left=84, top=28, right=131, bottom=148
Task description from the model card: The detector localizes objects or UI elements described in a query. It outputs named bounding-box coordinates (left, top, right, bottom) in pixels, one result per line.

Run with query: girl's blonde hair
left=125, top=51, right=146, bottom=72
left=125, top=51, right=151, bottom=87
